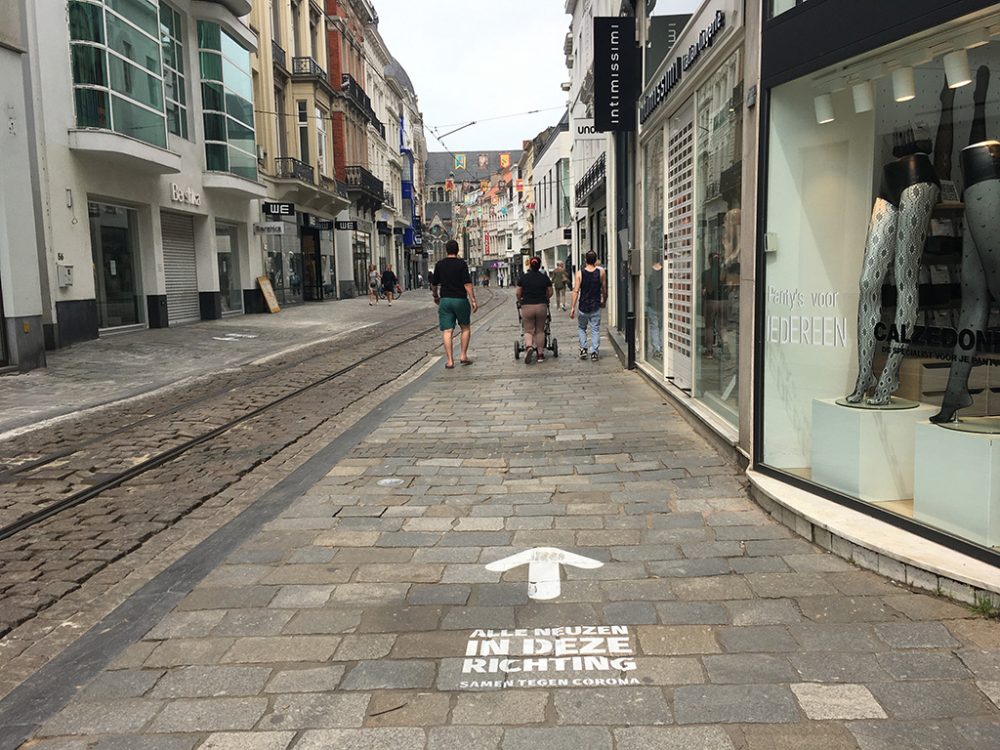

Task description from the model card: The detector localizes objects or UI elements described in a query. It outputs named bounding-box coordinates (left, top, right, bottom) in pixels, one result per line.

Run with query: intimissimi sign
left=594, top=17, right=639, bottom=132
left=640, top=10, right=727, bottom=124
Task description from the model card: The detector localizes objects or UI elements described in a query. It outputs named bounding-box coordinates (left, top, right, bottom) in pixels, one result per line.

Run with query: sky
left=372, top=0, right=570, bottom=153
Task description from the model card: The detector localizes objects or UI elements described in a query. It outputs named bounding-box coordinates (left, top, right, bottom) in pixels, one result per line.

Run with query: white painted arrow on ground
left=485, top=547, right=604, bottom=600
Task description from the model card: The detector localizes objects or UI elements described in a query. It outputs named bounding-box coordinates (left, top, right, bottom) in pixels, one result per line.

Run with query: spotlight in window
left=852, top=81, right=874, bottom=113
left=814, top=93, right=835, bottom=124
left=944, top=49, right=973, bottom=88
left=892, top=66, right=916, bottom=102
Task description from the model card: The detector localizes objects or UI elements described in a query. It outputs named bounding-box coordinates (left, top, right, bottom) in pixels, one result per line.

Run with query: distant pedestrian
left=417, top=272, right=424, bottom=288
left=516, top=256, right=553, bottom=365
left=570, top=250, right=606, bottom=361
left=368, top=264, right=380, bottom=305
left=382, top=264, right=398, bottom=306
left=432, top=239, right=478, bottom=369
left=551, top=262, right=569, bottom=311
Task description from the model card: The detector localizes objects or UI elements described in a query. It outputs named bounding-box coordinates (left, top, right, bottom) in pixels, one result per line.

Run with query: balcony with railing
left=383, top=187, right=395, bottom=209
left=274, top=156, right=314, bottom=183
left=575, top=151, right=607, bottom=207
left=292, top=56, right=333, bottom=94
left=272, top=40, right=287, bottom=73
left=371, top=117, right=386, bottom=140
left=346, top=165, right=384, bottom=205
left=341, top=74, right=378, bottom=125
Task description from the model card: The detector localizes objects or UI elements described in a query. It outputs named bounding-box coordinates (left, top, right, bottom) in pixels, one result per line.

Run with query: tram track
left=0, top=291, right=505, bottom=641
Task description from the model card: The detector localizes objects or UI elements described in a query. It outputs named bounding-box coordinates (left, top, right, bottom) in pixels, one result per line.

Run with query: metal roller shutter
left=161, top=212, right=200, bottom=324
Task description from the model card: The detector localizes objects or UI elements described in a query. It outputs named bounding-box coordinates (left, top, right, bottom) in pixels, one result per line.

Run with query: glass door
left=215, top=223, right=243, bottom=313
left=89, top=202, right=142, bottom=329
left=666, top=100, right=695, bottom=391
left=301, top=227, right=323, bottom=301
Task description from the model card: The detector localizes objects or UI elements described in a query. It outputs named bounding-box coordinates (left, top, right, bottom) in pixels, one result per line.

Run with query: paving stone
left=407, top=583, right=471, bottom=605
left=361, top=606, right=444, bottom=633
left=873, top=622, right=961, bottom=649
left=869, top=680, right=996, bottom=719
left=452, top=691, right=548, bottom=724
left=627, top=656, right=705, bottom=686
left=341, top=659, right=437, bottom=690
left=614, top=726, right=736, bottom=750
left=200, top=732, right=296, bottom=750
left=293, top=728, right=427, bottom=750
left=176, top=587, right=276, bottom=611
left=427, top=727, right=503, bottom=750
left=877, top=651, right=972, bottom=680
left=946, top=618, right=1000, bottom=650
left=880, top=593, right=972, bottom=620
left=514, top=603, right=602, bottom=628
left=745, top=573, right=839, bottom=598
left=147, top=697, right=268, bottom=732
left=333, top=634, right=396, bottom=661
left=739, top=722, right=861, bottom=750
left=261, top=692, right=370, bottom=729
left=390, top=631, right=470, bottom=659
left=441, top=606, right=515, bottom=630
left=212, top=609, right=295, bottom=637
left=330, top=583, right=411, bottom=606
left=789, top=623, right=882, bottom=652
left=791, top=652, right=890, bottom=683
left=797, top=595, right=898, bottom=623
left=703, top=654, right=796, bottom=684
left=724, top=599, right=802, bottom=626
left=501, top=727, right=612, bottom=750
left=637, top=625, right=720, bottom=655
left=977, top=680, right=1000, bottom=709
left=654, top=602, right=728, bottom=625
left=150, top=666, right=271, bottom=698
left=717, top=625, right=799, bottom=653
left=91, top=737, right=195, bottom=750
left=647, top=559, right=731, bottom=577
left=671, top=576, right=753, bottom=601
left=37, top=700, right=162, bottom=737
left=265, top=666, right=346, bottom=693
left=221, top=636, right=341, bottom=663
left=269, top=585, right=336, bottom=609
left=470, top=582, right=530, bottom=607
left=78, top=669, right=163, bottom=700
left=602, top=601, right=658, bottom=624
left=673, top=684, right=800, bottom=724
left=282, top=609, right=361, bottom=635
left=955, top=717, right=1000, bottom=750
left=364, top=691, right=451, bottom=726
left=144, top=638, right=235, bottom=667
left=791, top=682, right=887, bottom=719
left=145, top=611, right=227, bottom=639
left=847, top=720, right=969, bottom=750
left=601, top=580, right=675, bottom=601
left=552, top=687, right=671, bottom=725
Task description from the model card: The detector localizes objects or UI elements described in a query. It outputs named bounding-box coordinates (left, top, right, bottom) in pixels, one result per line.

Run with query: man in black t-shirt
left=432, top=240, right=478, bottom=369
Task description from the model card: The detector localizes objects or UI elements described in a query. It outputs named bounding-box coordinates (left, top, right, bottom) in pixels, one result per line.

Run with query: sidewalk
left=0, top=292, right=432, bottom=437
left=10, top=306, right=1000, bottom=750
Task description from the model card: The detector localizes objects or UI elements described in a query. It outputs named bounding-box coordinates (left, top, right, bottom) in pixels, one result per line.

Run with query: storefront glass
left=89, top=201, right=143, bottom=328
left=762, top=10, right=1000, bottom=551
left=642, top=127, right=665, bottom=367
left=694, top=52, right=742, bottom=424
left=263, top=216, right=301, bottom=305
left=215, top=222, right=242, bottom=313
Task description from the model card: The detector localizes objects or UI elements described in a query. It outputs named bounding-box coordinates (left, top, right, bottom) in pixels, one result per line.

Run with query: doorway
left=89, top=202, right=143, bottom=329
left=301, top=227, right=323, bottom=301
left=215, top=223, right=243, bottom=313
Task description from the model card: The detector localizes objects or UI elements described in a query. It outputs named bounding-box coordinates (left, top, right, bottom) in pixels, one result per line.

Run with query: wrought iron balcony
left=383, top=187, right=395, bottom=208
left=575, top=151, right=607, bottom=207
left=341, top=74, right=378, bottom=125
left=292, top=56, right=326, bottom=81
left=272, top=40, right=286, bottom=71
left=274, top=156, right=314, bottom=183
left=345, top=165, right=384, bottom=203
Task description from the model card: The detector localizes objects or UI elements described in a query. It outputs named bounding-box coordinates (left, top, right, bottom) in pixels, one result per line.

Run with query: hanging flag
left=445, top=178, right=455, bottom=191
left=491, top=195, right=499, bottom=205
left=499, top=153, right=511, bottom=169
left=500, top=206, right=508, bottom=217
left=454, top=154, right=466, bottom=170
left=480, top=179, right=489, bottom=191
left=516, top=178, right=524, bottom=193
left=478, top=154, right=489, bottom=170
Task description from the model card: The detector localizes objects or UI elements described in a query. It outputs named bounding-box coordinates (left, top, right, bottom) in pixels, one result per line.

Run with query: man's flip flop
left=445, top=363, right=455, bottom=369
left=460, top=359, right=474, bottom=366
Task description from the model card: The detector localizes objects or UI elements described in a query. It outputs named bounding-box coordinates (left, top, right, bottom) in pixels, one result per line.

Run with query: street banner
left=478, top=154, right=489, bottom=170
left=455, top=154, right=467, bottom=170
left=594, top=16, right=639, bottom=132
left=499, top=153, right=511, bottom=169
left=491, top=195, right=499, bottom=205
left=516, top=178, right=524, bottom=193
left=445, top=178, right=455, bottom=191
left=481, top=179, right=489, bottom=191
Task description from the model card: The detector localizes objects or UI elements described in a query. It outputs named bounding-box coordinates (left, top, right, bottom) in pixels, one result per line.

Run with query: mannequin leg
left=871, top=182, right=940, bottom=405
left=932, top=176, right=1000, bottom=421
left=847, top=198, right=899, bottom=403
left=970, top=66, right=990, bottom=147
left=935, top=83, right=955, bottom=181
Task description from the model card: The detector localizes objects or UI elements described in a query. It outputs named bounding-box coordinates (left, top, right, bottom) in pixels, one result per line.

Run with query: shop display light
left=852, top=81, right=875, bottom=113
left=892, top=66, right=916, bottom=102
left=814, top=93, right=835, bottom=124
left=943, top=48, right=973, bottom=88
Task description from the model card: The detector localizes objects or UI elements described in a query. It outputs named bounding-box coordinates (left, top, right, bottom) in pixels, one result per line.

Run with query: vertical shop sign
left=594, top=17, right=639, bottom=132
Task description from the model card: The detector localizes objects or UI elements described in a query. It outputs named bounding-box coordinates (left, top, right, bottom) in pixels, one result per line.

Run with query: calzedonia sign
left=640, top=10, right=727, bottom=125
left=594, top=17, right=639, bottom=132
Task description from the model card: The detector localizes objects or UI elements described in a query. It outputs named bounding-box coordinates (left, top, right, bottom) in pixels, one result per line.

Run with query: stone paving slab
left=9, top=302, right=1000, bottom=748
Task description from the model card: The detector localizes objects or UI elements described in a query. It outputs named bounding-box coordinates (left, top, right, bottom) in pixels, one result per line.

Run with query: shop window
left=666, top=102, right=695, bottom=390
left=297, top=100, right=309, bottom=164
left=761, top=12, right=1000, bottom=551
left=694, top=52, right=742, bottom=425
left=198, top=20, right=257, bottom=180
left=642, top=127, right=665, bottom=368
left=159, top=2, right=187, bottom=138
left=68, top=0, right=167, bottom=147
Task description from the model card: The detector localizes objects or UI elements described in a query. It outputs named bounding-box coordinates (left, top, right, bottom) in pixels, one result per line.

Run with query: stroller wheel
left=514, top=342, right=521, bottom=360
left=551, top=338, right=559, bottom=358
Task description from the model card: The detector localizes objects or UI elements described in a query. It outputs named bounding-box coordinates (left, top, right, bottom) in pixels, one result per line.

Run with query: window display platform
left=914, top=423, right=1000, bottom=548
left=747, top=470, right=1000, bottom=604
left=811, top=398, right=939, bottom=504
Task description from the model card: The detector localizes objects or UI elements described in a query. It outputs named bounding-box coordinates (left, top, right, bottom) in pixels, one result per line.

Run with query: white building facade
left=531, top=114, right=572, bottom=273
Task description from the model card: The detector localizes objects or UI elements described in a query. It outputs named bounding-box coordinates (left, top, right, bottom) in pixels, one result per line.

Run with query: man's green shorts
left=438, top=297, right=471, bottom=330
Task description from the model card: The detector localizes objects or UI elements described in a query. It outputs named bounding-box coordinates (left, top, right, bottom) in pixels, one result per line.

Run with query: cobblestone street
left=6, top=302, right=999, bottom=750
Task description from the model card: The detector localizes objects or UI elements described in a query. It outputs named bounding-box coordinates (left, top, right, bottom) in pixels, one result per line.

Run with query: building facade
left=23, top=0, right=267, bottom=357
left=253, top=0, right=351, bottom=307
left=531, top=113, right=572, bottom=273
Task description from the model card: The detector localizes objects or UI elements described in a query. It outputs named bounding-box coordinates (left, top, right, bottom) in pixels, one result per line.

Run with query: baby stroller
left=514, top=302, right=558, bottom=360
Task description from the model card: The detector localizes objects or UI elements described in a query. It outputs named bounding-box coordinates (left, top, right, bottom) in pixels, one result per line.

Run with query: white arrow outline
left=485, top=547, right=603, bottom=600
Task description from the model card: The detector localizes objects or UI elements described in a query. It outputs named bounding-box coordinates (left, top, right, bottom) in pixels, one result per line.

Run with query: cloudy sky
left=372, top=0, right=569, bottom=153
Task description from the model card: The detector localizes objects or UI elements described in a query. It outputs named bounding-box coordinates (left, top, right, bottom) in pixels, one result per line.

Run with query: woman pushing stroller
left=516, top=257, right=553, bottom=365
